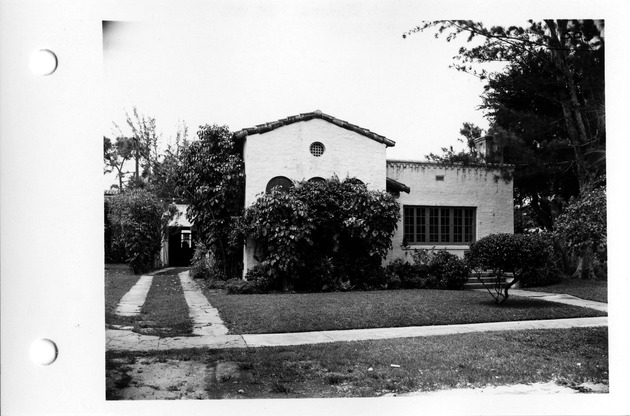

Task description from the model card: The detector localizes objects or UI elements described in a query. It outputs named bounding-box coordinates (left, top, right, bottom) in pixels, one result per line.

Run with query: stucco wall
left=243, top=118, right=387, bottom=207
left=386, top=160, right=514, bottom=262
left=243, top=118, right=389, bottom=274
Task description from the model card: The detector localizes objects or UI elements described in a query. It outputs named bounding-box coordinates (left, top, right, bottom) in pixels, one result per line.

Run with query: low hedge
left=384, top=249, right=469, bottom=290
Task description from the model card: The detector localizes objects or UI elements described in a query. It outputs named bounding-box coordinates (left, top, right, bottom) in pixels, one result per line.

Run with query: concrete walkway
left=508, top=289, right=608, bottom=313
left=105, top=316, right=608, bottom=351
left=114, top=268, right=174, bottom=316
left=178, top=270, right=229, bottom=336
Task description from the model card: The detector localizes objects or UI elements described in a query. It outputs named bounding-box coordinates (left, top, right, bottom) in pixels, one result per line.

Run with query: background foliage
left=107, top=189, right=176, bottom=274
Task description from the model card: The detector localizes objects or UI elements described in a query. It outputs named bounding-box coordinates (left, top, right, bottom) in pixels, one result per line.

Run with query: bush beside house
left=385, top=250, right=469, bottom=290
left=241, top=177, right=400, bottom=292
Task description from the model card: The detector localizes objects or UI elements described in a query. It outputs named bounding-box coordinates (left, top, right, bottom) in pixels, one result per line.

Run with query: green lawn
left=106, top=326, right=608, bottom=399
left=105, top=264, right=142, bottom=313
left=105, top=266, right=193, bottom=337
left=522, top=279, right=607, bottom=303
left=200, top=286, right=607, bottom=335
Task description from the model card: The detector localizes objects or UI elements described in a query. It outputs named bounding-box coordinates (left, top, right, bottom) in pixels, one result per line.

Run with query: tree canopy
left=406, top=20, right=606, bottom=278
left=407, top=19, right=605, bottom=230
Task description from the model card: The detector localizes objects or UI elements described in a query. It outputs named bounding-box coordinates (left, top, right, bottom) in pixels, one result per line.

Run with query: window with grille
left=309, top=142, right=325, bottom=157
left=403, top=206, right=475, bottom=245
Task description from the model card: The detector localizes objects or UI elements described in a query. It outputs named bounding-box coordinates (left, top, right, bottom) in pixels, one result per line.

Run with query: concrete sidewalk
left=106, top=316, right=607, bottom=351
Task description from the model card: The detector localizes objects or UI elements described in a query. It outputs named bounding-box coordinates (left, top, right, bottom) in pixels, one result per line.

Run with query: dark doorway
left=168, top=227, right=195, bottom=267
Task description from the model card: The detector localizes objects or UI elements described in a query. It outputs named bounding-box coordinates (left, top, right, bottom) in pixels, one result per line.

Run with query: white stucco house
left=234, top=110, right=514, bottom=275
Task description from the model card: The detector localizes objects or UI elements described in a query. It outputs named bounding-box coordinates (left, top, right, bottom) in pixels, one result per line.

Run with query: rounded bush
left=466, top=233, right=554, bottom=284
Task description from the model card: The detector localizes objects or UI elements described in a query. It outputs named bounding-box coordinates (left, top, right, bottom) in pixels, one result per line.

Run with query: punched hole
left=30, top=338, right=58, bottom=365
left=30, top=49, right=58, bottom=76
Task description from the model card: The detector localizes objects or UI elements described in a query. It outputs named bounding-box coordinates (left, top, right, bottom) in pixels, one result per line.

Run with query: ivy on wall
left=242, top=177, right=401, bottom=291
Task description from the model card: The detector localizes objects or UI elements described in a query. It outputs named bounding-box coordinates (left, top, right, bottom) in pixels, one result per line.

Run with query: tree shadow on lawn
left=480, top=297, right=561, bottom=309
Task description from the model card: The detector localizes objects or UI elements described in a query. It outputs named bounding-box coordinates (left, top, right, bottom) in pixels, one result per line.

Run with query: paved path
left=106, top=316, right=608, bottom=352
left=113, top=268, right=174, bottom=316
left=178, top=270, right=229, bottom=336
left=508, top=289, right=608, bottom=313
left=107, top=279, right=608, bottom=351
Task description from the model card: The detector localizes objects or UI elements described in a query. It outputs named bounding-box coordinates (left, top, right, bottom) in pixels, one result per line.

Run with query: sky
left=103, top=2, right=525, bottom=176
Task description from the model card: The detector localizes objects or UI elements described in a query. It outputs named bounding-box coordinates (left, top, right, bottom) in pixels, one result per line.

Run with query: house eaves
left=386, top=177, right=410, bottom=194
left=234, top=110, right=396, bottom=147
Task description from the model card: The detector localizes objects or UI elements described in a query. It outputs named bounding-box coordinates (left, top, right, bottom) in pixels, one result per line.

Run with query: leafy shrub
left=554, top=185, right=607, bottom=279
left=104, top=199, right=127, bottom=263
left=385, top=259, right=425, bottom=289
left=384, top=271, right=402, bottom=290
left=205, top=279, right=228, bottom=290
left=225, top=278, right=261, bottom=294
left=554, top=186, right=606, bottom=263
left=243, top=177, right=400, bottom=292
left=466, top=233, right=554, bottom=302
left=385, top=250, right=468, bottom=290
left=245, top=264, right=280, bottom=292
left=426, top=250, right=470, bottom=289
left=189, top=242, right=212, bottom=280
left=107, top=189, right=176, bottom=274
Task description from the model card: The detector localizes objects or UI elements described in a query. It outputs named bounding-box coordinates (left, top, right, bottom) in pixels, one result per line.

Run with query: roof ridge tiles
left=235, top=110, right=396, bottom=147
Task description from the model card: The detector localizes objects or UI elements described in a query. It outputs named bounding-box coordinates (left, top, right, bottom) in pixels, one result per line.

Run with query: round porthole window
left=310, top=142, right=325, bottom=157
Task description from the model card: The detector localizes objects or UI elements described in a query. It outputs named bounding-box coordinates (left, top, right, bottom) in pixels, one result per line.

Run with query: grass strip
left=138, top=271, right=193, bottom=337
left=200, top=287, right=607, bottom=334
left=106, top=326, right=608, bottom=399
left=522, top=279, right=607, bottom=303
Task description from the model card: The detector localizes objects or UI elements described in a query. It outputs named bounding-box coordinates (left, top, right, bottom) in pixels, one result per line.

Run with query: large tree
left=405, top=19, right=604, bottom=195
left=406, top=20, right=605, bottom=277
left=148, top=120, right=190, bottom=201
left=112, top=107, right=160, bottom=188
left=177, top=124, right=245, bottom=279
left=103, top=135, right=135, bottom=191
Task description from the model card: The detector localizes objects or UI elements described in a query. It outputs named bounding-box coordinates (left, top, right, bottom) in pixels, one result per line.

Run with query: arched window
left=308, top=177, right=326, bottom=184
left=345, top=178, right=365, bottom=186
left=265, top=176, right=294, bottom=193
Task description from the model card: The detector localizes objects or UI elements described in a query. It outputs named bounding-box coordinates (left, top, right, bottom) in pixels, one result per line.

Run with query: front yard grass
left=522, top=279, right=607, bottom=303
left=106, top=326, right=608, bottom=399
left=201, top=287, right=607, bottom=334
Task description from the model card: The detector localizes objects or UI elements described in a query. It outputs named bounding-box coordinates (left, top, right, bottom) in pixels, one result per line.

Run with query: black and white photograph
left=103, top=6, right=610, bottom=400
left=2, top=1, right=628, bottom=415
